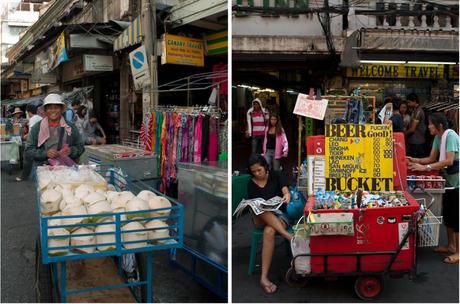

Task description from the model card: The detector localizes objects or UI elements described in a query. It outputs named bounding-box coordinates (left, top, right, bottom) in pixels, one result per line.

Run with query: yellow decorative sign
left=347, top=64, right=444, bottom=79
left=161, top=34, right=204, bottom=67
left=325, top=124, right=393, bottom=192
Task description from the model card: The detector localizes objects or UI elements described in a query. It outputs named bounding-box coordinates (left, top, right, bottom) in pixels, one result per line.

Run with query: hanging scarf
left=38, top=117, right=72, bottom=148
left=150, top=112, right=156, bottom=152
left=193, top=114, right=204, bottom=163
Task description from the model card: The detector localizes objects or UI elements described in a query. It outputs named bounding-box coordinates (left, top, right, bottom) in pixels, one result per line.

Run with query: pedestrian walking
left=246, top=98, right=268, bottom=154
left=262, top=113, right=288, bottom=171
left=405, top=93, right=427, bottom=157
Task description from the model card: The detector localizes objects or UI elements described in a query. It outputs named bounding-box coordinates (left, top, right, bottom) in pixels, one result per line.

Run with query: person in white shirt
left=16, top=104, right=42, bottom=181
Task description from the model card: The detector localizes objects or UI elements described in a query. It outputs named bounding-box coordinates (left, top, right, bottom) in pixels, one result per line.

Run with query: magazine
left=233, top=196, right=284, bottom=218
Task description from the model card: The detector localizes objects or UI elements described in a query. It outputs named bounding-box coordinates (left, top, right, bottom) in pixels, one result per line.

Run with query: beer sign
left=325, top=124, right=393, bottom=192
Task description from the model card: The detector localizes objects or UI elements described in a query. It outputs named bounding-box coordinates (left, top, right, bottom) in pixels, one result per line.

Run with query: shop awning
left=206, top=30, right=227, bottom=55
left=113, top=16, right=143, bottom=52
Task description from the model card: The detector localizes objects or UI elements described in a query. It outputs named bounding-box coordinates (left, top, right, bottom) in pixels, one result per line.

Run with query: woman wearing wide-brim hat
left=11, top=107, right=24, bottom=123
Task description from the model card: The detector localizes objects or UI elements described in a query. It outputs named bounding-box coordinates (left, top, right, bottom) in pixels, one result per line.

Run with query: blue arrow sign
left=131, top=51, right=144, bottom=69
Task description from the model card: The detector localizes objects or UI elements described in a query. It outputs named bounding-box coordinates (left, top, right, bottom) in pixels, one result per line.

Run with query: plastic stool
left=248, top=226, right=294, bottom=275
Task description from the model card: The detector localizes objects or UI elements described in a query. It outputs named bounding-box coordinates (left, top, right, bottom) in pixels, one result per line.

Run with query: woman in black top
left=247, top=154, right=292, bottom=294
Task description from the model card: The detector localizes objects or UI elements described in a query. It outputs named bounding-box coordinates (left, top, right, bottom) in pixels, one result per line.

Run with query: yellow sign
left=161, top=34, right=204, bottom=67
left=449, top=65, right=459, bottom=79
left=347, top=64, right=444, bottom=79
left=325, top=124, right=393, bottom=192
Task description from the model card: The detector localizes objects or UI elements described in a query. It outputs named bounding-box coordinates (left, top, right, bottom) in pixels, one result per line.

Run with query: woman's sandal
left=15, top=177, right=23, bottom=182
left=443, top=255, right=459, bottom=264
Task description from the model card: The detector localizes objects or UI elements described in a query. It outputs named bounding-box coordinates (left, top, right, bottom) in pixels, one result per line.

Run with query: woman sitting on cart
left=407, top=112, right=459, bottom=264
left=25, top=93, right=85, bottom=167
left=247, top=154, right=292, bottom=294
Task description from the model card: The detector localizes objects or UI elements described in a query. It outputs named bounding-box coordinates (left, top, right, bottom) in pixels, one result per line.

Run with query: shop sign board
left=449, top=65, right=459, bottom=79
left=347, top=64, right=444, bottom=79
left=129, top=45, right=150, bottom=90
left=83, top=55, right=113, bottom=72
left=325, top=124, right=393, bottom=192
left=62, top=56, right=85, bottom=83
left=293, top=93, right=328, bottom=120
left=161, top=34, right=204, bottom=67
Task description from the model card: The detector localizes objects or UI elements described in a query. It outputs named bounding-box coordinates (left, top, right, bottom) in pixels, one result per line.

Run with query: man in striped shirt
left=246, top=98, right=269, bottom=154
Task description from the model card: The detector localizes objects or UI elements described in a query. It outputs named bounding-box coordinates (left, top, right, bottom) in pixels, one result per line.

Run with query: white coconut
left=106, top=191, right=120, bottom=204
left=95, top=221, right=116, bottom=252
left=137, top=190, right=157, bottom=202
left=148, top=196, right=172, bottom=217
left=39, top=177, right=51, bottom=190
left=71, top=227, right=96, bottom=254
left=126, top=197, right=150, bottom=220
left=61, top=205, right=89, bottom=231
left=82, top=192, right=106, bottom=207
left=111, top=195, right=127, bottom=209
left=87, top=200, right=112, bottom=222
left=48, top=216, right=70, bottom=256
left=75, top=184, right=95, bottom=200
left=145, top=220, right=170, bottom=243
left=41, top=189, right=62, bottom=215
left=118, top=191, right=135, bottom=205
left=112, top=207, right=127, bottom=223
left=122, top=221, right=147, bottom=249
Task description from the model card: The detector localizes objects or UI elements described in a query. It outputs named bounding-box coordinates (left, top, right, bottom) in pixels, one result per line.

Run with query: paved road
left=232, top=212, right=459, bottom=303
left=1, top=165, right=222, bottom=303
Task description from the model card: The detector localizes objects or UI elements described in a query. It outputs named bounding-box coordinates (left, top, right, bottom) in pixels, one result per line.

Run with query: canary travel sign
left=325, top=124, right=393, bottom=192
left=161, top=34, right=204, bottom=67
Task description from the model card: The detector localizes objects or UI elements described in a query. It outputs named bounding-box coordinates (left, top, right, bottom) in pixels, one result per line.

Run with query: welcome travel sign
left=325, top=124, right=393, bottom=192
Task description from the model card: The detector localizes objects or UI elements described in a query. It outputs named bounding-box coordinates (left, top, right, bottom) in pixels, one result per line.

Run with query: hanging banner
left=161, top=33, right=204, bottom=67
left=49, top=32, right=69, bottom=70
left=293, top=93, right=328, bottom=120
left=325, top=124, right=393, bottom=191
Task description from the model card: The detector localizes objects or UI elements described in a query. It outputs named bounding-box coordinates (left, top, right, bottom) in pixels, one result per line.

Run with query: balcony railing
left=370, top=1, right=458, bottom=30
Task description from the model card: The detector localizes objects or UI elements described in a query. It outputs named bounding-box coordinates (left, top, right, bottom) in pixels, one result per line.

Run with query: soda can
left=407, top=175, right=416, bottom=191
left=416, top=175, right=425, bottom=189
left=433, top=175, right=444, bottom=189
left=425, top=175, right=433, bottom=189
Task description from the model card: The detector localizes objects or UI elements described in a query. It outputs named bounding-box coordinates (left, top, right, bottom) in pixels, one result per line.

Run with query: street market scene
left=1, top=0, right=227, bottom=302
left=232, top=0, right=459, bottom=302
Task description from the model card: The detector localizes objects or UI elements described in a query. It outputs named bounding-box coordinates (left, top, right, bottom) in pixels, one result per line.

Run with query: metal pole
left=297, top=116, right=302, bottom=187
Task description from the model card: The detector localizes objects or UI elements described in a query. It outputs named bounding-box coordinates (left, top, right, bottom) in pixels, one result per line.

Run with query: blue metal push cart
left=34, top=165, right=184, bottom=303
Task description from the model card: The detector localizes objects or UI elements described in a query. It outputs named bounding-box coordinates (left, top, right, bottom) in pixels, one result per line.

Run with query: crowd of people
left=4, top=94, right=107, bottom=182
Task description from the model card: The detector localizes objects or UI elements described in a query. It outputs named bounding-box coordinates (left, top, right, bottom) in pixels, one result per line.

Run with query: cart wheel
left=34, top=238, right=55, bottom=303
left=354, top=276, right=384, bottom=301
left=285, top=267, right=308, bottom=288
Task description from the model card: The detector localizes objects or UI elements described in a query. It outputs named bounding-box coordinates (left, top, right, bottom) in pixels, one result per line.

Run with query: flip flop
left=260, top=282, right=277, bottom=294
left=443, top=255, right=459, bottom=264
left=433, top=247, right=455, bottom=254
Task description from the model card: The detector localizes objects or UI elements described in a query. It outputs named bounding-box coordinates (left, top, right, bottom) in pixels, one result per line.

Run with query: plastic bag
left=291, top=216, right=311, bottom=275
left=287, top=186, right=307, bottom=221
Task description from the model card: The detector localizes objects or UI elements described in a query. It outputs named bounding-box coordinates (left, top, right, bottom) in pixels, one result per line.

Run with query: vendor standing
left=247, top=154, right=292, bottom=294
left=407, top=113, right=459, bottom=264
left=25, top=93, right=84, bottom=167
left=405, top=93, right=427, bottom=157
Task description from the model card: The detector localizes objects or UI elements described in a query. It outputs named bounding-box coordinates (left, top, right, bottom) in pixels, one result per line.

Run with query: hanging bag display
left=291, top=215, right=311, bottom=275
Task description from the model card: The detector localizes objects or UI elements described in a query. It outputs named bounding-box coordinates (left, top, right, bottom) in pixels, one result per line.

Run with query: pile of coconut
left=41, top=184, right=172, bottom=256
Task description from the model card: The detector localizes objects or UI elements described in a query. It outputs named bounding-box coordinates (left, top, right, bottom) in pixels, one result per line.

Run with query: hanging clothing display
left=140, top=106, right=222, bottom=193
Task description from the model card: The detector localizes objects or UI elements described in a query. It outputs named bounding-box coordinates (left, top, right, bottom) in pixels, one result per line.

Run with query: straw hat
left=43, top=93, right=65, bottom=106
left=12, top=107, right=23, bottom=115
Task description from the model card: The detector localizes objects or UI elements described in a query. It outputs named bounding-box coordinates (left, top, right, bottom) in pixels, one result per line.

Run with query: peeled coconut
left=111, top=195, right=127, bottom=210
left=48, top=216, right=70, bottom=256
left=137, top=190, right=157, bottom=202
left=71, top=227, right=96, bottom=254
left=87, top=200, right=112, bottom=222
left=145, top=220, right=170, bottom=243
left=148, top=196, right=172, bottom=217
left=126, top=197, right=150, bottom=220
left=82, top=192, right=106, bottom=207
left=62, top=195, right=82, bottom=207
left=39, top=177, right=52, bottom=190
left=61, top=205, right=89, bottom=231
left=106, top=191, right=120, bottom=203
left=112, top=207, right=127, bottom=224
left=118, top=191, right=135, bottom=205
left=95, top=221, right=116, bottom=252
left=41, top=189, right=62, bottom=215
left=122, top=221, right=147, bottom=249
left=75, top=184, right=95, bottom=200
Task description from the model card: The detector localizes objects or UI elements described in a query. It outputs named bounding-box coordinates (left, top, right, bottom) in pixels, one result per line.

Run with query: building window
left=9, top=26, right=25, bottom=36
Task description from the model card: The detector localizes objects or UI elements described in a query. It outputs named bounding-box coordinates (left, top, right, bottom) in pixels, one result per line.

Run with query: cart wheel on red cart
left=354, top=276, right=384, bottom=301
left=34, top=237, right=59, bottom=302
left=285, top=267, right=308, bottom=288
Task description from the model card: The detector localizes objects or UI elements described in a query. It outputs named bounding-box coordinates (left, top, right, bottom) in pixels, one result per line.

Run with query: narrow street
left=0, top=165, right=222, bottom=303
